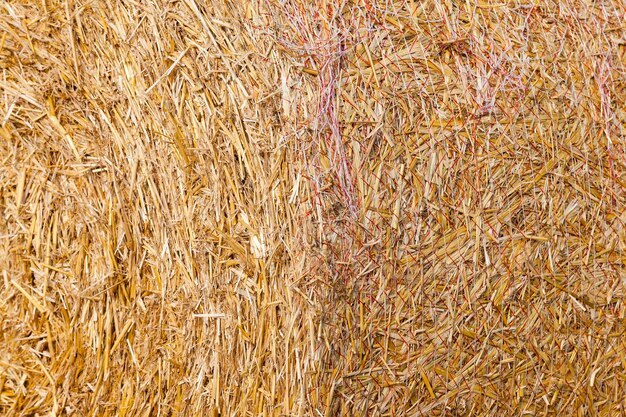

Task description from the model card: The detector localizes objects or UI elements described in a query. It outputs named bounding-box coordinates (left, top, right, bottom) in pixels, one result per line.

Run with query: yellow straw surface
left=1, top=0, right=625, bottom=416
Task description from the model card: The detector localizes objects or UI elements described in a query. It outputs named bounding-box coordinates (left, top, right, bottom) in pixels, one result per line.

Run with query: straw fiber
left=1, top=0, right=625, bottom=416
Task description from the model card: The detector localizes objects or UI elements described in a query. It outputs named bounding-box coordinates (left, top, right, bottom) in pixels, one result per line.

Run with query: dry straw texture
left=1, top=0, right=625, bottom=416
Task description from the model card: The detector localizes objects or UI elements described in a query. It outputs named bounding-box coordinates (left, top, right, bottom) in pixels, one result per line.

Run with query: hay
left=1, top=0, right=625, bottom=416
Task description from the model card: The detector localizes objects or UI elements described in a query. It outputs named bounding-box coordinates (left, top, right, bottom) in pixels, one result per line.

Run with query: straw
left=1, top=0, right=624, bottom=416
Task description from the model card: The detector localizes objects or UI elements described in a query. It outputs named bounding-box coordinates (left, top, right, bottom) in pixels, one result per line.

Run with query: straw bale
left=1, top=0, right=624, bottom=416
